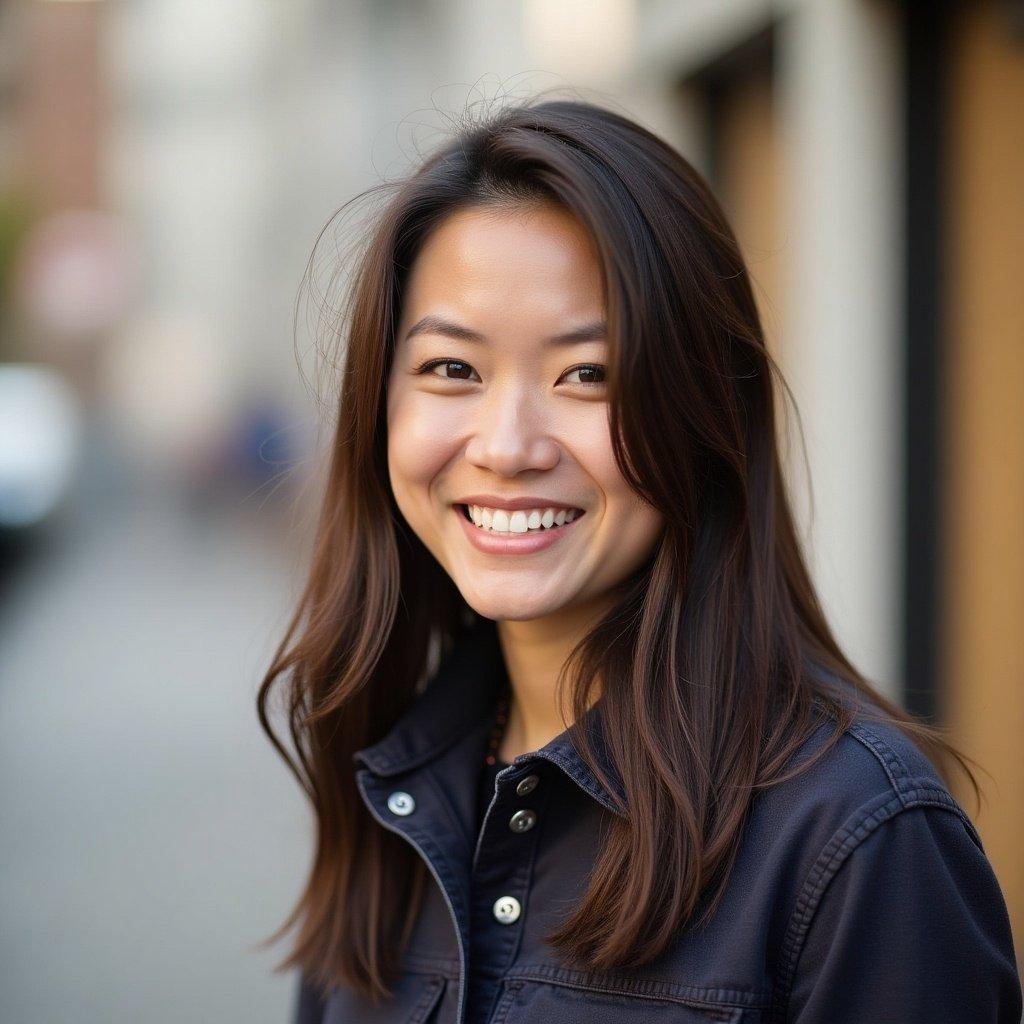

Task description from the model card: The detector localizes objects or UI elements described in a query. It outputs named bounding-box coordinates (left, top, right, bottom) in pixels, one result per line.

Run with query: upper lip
left=455, top=494, right=584, bottom=512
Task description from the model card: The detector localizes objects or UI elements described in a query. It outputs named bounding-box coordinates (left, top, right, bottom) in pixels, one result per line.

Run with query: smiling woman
left=256, top=98, right=1022, bottom=1024
left=386, top=203, right=664, bottom=643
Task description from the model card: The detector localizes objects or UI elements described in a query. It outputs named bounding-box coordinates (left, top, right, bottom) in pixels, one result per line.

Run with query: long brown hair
left=257, top=95, right=982, bottom=1000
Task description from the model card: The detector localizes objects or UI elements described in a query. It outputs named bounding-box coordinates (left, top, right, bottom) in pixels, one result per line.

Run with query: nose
left=463, top=384, right=560, bottom=477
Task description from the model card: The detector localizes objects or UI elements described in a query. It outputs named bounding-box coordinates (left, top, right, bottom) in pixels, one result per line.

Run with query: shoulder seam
left=769, top=795, right=977, bottom=1023
left=845, top=721, right=981, bottom=847
left=846, top=721, right=912, bottom=795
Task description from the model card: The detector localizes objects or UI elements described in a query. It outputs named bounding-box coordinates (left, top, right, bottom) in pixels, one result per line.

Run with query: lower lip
left=454, top=505, right=584, bottom=555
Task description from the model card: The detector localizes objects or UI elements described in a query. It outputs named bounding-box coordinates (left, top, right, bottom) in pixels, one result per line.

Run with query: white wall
left=626, top=0, right=904, bottom=697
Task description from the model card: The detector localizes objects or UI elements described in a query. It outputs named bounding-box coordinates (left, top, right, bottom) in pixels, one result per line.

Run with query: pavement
left=0, top=452, right=313, bottom=1023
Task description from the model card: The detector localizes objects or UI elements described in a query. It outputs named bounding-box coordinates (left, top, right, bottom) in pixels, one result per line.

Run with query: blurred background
left=0, top=0, right=1020, bottom=1020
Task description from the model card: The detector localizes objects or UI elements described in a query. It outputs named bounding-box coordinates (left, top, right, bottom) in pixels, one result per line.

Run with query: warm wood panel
left=715, top=71, right=786, bottom=359
left=943, top=0, right=1024, bottom=964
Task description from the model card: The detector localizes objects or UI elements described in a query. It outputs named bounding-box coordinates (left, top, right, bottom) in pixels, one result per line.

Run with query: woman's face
left=387, top=202, right=664, bottom=623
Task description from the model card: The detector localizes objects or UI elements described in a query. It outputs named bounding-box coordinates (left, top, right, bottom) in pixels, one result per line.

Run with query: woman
left=258, top=99, right=1022, bottom=1023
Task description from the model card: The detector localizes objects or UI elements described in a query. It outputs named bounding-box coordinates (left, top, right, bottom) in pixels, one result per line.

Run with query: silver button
left=386, top=791, right=415, bottom=816
left=509, top=809, right=537, bottom=833
left=516, top=774, right=539, bottom=796
left=493, top=895, right=521, bottom=924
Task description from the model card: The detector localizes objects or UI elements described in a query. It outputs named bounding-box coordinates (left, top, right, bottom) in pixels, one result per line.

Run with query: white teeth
left=463, top=503, right=583, bottom=534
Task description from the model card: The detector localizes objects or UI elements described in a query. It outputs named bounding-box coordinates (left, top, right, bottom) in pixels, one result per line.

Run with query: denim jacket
left=294, top=618, right=1022, bottom=1023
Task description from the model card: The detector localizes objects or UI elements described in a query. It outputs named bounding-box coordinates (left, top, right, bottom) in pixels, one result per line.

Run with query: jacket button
left=508, top=809, right=537, bottom=833
left=493, top=895, right=521, bottom=924
left=386, top=791, right=415, bottom=816
left=516, top=774, right=539, bottom=796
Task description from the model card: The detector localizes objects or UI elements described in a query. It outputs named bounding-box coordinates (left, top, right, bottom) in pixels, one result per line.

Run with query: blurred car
left=0, top=363, right=80, bottom=536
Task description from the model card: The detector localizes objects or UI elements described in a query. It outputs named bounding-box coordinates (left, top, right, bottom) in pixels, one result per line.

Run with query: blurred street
left=0, top=421, right=311, bottom=1023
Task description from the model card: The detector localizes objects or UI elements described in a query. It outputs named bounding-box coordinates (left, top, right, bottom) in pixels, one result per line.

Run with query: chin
left=459, top=585, right=570, bottom=623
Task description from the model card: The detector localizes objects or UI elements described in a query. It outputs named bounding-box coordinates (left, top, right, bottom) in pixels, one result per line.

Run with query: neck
left=494, top=597, right=607, bottom=761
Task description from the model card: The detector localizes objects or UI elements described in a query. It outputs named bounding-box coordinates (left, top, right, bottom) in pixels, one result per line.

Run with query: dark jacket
left=294, top=619, right=1022, bottom=1023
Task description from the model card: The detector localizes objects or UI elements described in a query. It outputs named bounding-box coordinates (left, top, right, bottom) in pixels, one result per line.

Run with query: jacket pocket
left=490, top=978, right=754, bottom=1024
left=323, top=971, right=445, bottom=1024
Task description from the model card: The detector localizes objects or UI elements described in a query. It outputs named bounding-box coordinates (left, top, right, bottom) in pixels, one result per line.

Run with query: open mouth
left=458, top=503, right=584, bottom=535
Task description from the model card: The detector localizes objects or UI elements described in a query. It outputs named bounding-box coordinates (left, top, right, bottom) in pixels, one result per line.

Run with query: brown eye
left=418, top=359, right=480, bottom=381
left=443, top=361, right=474, bottom=380
left=561, top=364, right=606, bottom=385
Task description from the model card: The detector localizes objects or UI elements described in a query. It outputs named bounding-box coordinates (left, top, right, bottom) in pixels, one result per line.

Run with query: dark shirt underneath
left=475, top=754, right=510, bottom=834
left=475, top=682, right=512, bottom=833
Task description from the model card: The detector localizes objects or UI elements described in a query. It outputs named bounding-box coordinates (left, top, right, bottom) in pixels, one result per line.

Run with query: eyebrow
left=402, top=314, right=607, bottom=346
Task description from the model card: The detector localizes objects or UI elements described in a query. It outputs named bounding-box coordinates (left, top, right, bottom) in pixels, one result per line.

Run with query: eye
left=414, top=358, right=481, bottom=382
left=559, top=364, right=606, bottom=386
left=412, top=359, right=605, bottom=387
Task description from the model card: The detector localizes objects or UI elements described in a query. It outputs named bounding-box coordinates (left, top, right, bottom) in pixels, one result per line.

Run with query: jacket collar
left=353, top=616, right=626, bottom=817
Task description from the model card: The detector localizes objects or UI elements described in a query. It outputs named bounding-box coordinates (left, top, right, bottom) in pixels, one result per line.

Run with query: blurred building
left=617, top=0, right=1024, bottom=970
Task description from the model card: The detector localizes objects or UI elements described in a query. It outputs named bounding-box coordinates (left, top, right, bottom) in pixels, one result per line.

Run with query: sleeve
left=785, top=804, right=1022, bottom=1023
left=294, top=971, right=326, bottom=1024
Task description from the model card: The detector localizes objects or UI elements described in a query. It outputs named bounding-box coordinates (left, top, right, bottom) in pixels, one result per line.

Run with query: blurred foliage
left=0, top=185, right=39, bottom=361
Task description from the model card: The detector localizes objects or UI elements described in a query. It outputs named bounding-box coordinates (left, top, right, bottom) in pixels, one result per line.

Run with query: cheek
left=574, top=420, right=664, bottom=554
left=386, top=390, right=462, bottom=506
left=564, top=407, right=625, bottom=503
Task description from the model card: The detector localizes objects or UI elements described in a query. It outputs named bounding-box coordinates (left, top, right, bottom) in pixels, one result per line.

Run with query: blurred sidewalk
left=0, top=418, right=311, bottom=1024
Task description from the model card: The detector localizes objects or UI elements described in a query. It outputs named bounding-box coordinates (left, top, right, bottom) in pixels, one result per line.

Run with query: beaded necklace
left=483, top=691, right=511, bottom=766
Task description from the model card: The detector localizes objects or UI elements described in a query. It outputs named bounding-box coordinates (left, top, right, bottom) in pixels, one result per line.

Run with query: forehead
left=398, top=203, right=605, bottom=330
